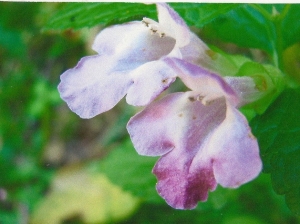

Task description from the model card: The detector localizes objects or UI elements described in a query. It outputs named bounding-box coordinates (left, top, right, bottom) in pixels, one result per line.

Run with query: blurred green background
left=0, top=2, right=299, bottom=224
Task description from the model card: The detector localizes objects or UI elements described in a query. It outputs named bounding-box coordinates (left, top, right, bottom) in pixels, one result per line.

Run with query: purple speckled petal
left=128, top=92, right=226, bottom=209
left=156, top=3, right=190, bottom=47
left=164, top=58, right=239, bottom=106
left=126, top=60, right=176, bottom=106
left=208, top=101, right=262, bottom=187
left=154, top=152, right=217, bottom=210
left=58, top=55, right=132, bottom=119
left=127, top=91, right=262, bottom=209
left=92, top=21, right=176, bottom=70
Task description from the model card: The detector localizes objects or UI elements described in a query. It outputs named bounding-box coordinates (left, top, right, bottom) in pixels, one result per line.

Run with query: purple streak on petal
left=154, top=153, right=217, bottom=209
left=126, top=60, right=176, bottom=106
left=208, top=102, right=262, bottom=187
left=164, top=58, right=239, bottom=106
left=156, top=3, right=190, bottom=47
left=58, top=55, right=132, bottom=119
left=92, top=21, right=176, bottom=70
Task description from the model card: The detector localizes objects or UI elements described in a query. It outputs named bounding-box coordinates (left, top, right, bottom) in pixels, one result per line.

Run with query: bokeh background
left=0, top=2, right=299, bottom=224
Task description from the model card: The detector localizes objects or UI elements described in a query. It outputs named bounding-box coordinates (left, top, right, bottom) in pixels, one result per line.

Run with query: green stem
left=273, top=17, right=284, bottom=71
left=272, top=4, right=291, bottom=72
left=249, top=4, right=278, bottom=67
left=250, top=4, right=291, bottom=72
left=249, top=4, right=272, bottom=21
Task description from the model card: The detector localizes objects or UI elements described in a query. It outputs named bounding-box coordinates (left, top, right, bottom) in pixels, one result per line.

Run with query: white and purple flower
left=58, top=2, right=263, bottom=210
left=127, top=58, right=262, bottom=209
left=58, top=3, right=209, bottom=119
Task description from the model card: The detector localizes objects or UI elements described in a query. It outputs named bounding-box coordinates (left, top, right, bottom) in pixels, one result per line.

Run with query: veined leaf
left=44, top=3, right=241, bottom=31
left=251, top=88, right=300, bottom=215
left=43, top=3, right=156, bottom=31
left=170, top=3, right=241, bottom=27
left=203, top=4, right=274, bottom=53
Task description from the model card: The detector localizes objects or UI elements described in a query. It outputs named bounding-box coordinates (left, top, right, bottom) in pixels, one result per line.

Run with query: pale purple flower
left=58, top=3, right=209, bottom=119
left=127, top=58, right=262, bottom=209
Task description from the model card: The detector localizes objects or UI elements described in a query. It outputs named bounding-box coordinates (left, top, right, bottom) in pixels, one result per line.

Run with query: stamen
left=196, top=95, right=204, bottom=101
left=150, top=28, right=157, bottom=34
left=188, top=96, right=196, bottom=102
left=142, top=17, right=166, bottom=38
left=141, top=20, right=149, bottom=27
left=202, top=99, right=215, bottom=106
left=160, top=33, right=165, bottom=38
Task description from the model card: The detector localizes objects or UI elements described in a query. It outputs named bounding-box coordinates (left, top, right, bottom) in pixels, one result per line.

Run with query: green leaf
left=199, top=46, right=285, bottom=120
left=170, top=3, right=242, bottom=27
left=44, top=3, right=157, bottom=31
left=281, top=4, right=300, bottom=49
left=203, top=4, right=274, bottom=53
left=91, top=139, right=163, bottom=204
left=44, top=3, right=241, bottom=31
left=250, top=88, right=300, bottom=215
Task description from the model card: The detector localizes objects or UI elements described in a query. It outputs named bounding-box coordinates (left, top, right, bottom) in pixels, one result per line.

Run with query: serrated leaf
left=250, top=88, right=300, bottom=215
left=92, top=139, right=163, bottom=204
left=44, top=3, right=157, bottom=31
left=44, top=3, right=241, bottom=31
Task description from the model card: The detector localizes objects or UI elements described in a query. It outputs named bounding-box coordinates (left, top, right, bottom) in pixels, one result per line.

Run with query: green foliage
left=203, top=4, right=300, bottom=62
left=203, top=4, right=274, bottom=53
left=44, top=3, right=241, bottom=31
left=278, top=5, right=300, bottom=49
left=119, top=175, right=293, bottom=224
left=0, top=25, right=26, bottom=57
left=251, top=88, right=300, bottom=215
left=170, top=3, right=241, bottom=27
left=92, top=140, right=163, bottom=204
left=44, top=3, right=157, bottom=31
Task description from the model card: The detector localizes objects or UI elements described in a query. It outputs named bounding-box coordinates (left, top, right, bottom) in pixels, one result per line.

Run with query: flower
left=58, top=3, right=209, bottom=119
left=127, top=58, right=262, bottom=209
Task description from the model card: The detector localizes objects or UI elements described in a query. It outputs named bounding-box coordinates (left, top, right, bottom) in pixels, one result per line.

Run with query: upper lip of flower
left=163, top=57, right=240, bottom=106
left=57, top=3, right=203, bottom=119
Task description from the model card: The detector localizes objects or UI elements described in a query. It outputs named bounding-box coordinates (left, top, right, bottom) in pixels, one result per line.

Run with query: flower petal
left=92, top=21, right=176, bottom=70
left=180, top=33, right=211, bottom=65
left=128, top=90, right=261, bottom=209
left=154, top=151, right=217, bottom=209
left=208, top=102, right=262, bottom=187
left=58, top=55, right=132, bottom=119
left=126, top=60, right=176, bottom=106
left=156, top=3, right=190, bottom=47
left=127, top=93, right=182, bottom=157
left=164, top=58, right=239, bottom=106
left=127, top=92, right=227, bottom=209
left=224, top=76, right=263, bottom=107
